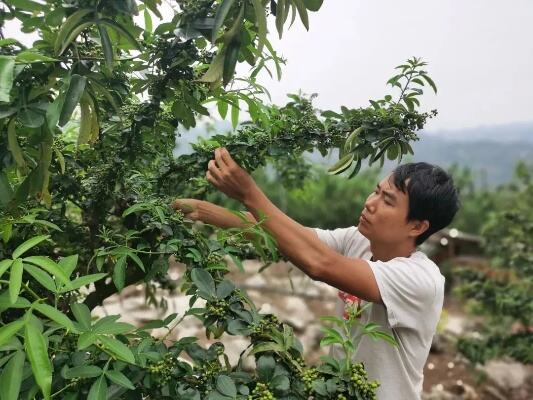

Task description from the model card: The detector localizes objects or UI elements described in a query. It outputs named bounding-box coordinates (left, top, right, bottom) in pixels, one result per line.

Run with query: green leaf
left=98, top=24, right=114, bottom=70
left=7, top=118, right=27, bottom=171
left=23, top=256, right=70, bottom=286
left=87, top=375, right=107, bottom=400
left=18, top=107, right=44, bottom=128
left=77, top=332, right=96, bottom=350
left=0, top=292, right=30, bottom=309
left=25, top=322, right=52, bottom=400
left=54, top=9, right=94, bottom=54
left=33, top=303, right=75, bottom=332
left=64, top=365, right=102, bottom=379
left=9, top=0, right=46, bottom=12
left=303, top=0, right=324, bottom=11
left=23, top=264, right=56, bottom=293
left=99, top=336, right=135, bottom=364
left=327, top=153, right=354, bottom=175
left=46, top=79, right=68, bottom=130
left=143, top=8, right=153, bottom=33
left=126, top=252, right=145, bottom=272
left=12, top=235, right=49, bottom=259
left=421, top=74, right=437, bottom=93
left=0, top=56, right=15, bottom=102
left=9, top=259, right=23, bottom=304
left=15, top=51, right=57, bottom=64
left=121, top=202, right=151, bottom=217
left=0, top=172, right=13, bottom=206
left=0, top=350, right=25, bottom=400
left=223, top=40, right=240, bottom=86
left=250, top=0, right=267, bottom=56
left=212, top=0, right=236, bottom=42
left=0, top=260, right=13, bottom=280
left=270, top=374, right=290, bottom=391
left=0, top=320, right=25, bottom=347
left=216, top=280, right=235, bottom=298
left=386, top=141, right=399, bottom=160
left=275, top=0, right=286, bottom=38
left=99, top=19, right=141, bottom=50
left=199, top=47, right=226, bottom=83
left=60, top=273, right=107, bottom=293
left=71, top=303, right=92, bottom=330
left=58, top=254, right=78, bottom=277
left=93, top=321, right=134, bottom=335
left=217, top=99, right=228, bottom=119
left=231, top=100, right=239, bottom=130
left=321, top=327, right=344, bottom=343
left=256, top=355, right=276, bottom=382
left=249, top=342, right=284, bottom=355
left=58, top=74, right=87, bottom=126
left=105, top=369, right=135, bottom=390
left=58, top=21, right=95, bottom=56
left=216, top=375, right=236, bottom=398
left=112, top=256, right=127, bottom=292
left=344, top=126, right=363, bottom=152
left=191, top=268, right=216, bottom=299
left=293, top=0, right=309, bottom=30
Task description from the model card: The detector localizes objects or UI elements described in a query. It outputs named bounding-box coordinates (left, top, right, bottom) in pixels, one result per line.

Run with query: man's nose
left=365, top=198, right=377, bottom=213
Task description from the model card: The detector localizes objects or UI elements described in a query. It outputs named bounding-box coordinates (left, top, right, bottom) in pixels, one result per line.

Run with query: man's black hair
left=392, top=162, right=460, bottom=245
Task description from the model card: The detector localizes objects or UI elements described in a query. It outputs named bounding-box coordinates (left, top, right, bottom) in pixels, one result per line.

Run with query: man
left=172, top=147, right=460, bottom=399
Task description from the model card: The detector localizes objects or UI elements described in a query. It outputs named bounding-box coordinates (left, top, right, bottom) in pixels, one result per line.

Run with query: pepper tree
left=0, top=1, right=438, bottom=399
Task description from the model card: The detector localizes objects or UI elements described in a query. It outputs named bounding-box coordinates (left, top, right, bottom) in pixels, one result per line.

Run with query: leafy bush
left=455, top=162, right=533, bottom=364
left=0, top=1, right=437, bottom=398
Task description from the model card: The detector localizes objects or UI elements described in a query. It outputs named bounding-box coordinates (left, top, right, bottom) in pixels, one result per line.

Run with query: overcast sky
left=7, top=0, right=533, bottom=133
left=250, top=0, right=533, bottom=132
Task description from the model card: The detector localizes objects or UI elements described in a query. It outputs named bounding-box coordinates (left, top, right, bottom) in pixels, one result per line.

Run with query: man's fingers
left=208, top=159, right=223, bottom=179
left=219, top=147, right=236, bottom=168
left=214, top=148, right=229, bottom=169
left=171, top=199, right=195, bottom=213
left=206, top=170, right=219, bottom=186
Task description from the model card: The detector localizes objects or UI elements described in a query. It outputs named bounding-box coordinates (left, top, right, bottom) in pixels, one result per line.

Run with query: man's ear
left=409, top=219, right=430, bottom=239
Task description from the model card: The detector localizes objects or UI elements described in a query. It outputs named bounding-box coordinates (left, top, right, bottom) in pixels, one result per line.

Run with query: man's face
left=358, top=174, right=419, bottom=245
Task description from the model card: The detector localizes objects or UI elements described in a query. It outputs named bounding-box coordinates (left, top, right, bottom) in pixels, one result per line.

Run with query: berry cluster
left=350, top=363, right=379, bottom=400
left=206, top=299, right=228, bottom=317
left=300, top=367, right=318, bottom=391
left=206, top=252, right=223, bottom=266
left=248, top=382, right=275, bottom=400
left=147, top=353, right=180, bottom=386
left=250, top=315, right=280, bottom=337
left=195, top=360, right=224, bottom=386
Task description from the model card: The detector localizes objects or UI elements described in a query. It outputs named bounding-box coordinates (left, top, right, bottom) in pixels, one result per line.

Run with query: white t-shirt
left=314, top=226, right=445, bottom=400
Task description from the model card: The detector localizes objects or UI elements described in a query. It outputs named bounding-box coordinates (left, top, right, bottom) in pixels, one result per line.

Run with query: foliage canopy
left=0, top=0, right=439, bottom=399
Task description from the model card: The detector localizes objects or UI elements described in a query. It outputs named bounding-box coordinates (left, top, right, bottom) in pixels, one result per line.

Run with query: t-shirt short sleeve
left=313, top=227, right=353, bottom=254
left=368, top=257, right=438, bottom=330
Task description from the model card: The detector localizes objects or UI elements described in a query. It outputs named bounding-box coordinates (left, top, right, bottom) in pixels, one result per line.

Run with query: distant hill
left=423, top=121, right=533, bottom=143
left=175, top=120, right=533, bottom=187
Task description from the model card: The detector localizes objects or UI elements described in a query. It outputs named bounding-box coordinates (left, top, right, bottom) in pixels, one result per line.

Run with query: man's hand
left=171, top=198, right=202, bottom=221
left=206, top=148, right=258, bottom=203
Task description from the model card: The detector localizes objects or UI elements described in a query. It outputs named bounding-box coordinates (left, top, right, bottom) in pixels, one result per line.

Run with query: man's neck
left=369, top=241, right=416, bottom=262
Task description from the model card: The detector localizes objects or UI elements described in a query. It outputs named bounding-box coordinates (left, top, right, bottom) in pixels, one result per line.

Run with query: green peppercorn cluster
left=248, top=382, right=275, bottom=400
left=206, top=299, right=228, bottom=317
left=195, top=359, right=224, bottom=386
left=336, top=394, right=347, bottom=400
left=250, top=315, right=280, bottom=337
left=300, top=367, right=318, bottom=391
left=147, top=353, right=176, bottom=386
left=206, top=252, right=223, bottom=265
left=350, top=363, right=379, bottom=400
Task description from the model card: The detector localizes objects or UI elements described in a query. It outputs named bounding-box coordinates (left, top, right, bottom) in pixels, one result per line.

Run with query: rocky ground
left=93, top=259, right=533, bottom=399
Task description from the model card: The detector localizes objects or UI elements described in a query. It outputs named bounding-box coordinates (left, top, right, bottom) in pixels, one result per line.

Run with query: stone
left=481, top=360, right=529, bottom=390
